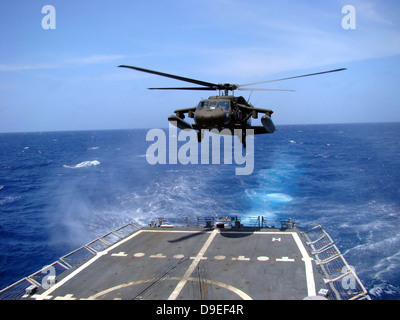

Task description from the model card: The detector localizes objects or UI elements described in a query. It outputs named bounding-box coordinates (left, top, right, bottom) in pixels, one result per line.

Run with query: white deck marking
left=150, top=253, right=166, bottom=258
left=30, top=294, right=53, bottom=300
left=34, top=230, right=144, bottom=300
left=232, top=255, right=250, bottom=261
left=87, top=276, right=252, bottom=300
left=133, top=252, right=145, bottom=257
left=214, top=255, right=226, bottom=260
left=257, top=256, right=269, bottom=261
left=190, top=256, right=207, bottom=260
left=111, top=252, right=127, bottom=257
left=54, top=293, right=76, bottom=300
left=168, top=228, right=219, bottom=300
left=276, top=256, right=295, bottom=262
left=292, top=232, right=316, bottom=297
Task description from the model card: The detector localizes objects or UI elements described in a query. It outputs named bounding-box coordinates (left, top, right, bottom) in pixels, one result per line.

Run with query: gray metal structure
left=0, top=216, right=369, bottom=300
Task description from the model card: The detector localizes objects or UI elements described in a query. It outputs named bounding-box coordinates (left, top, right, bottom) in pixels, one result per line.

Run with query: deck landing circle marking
left=87, top=277, right=252, bottom=300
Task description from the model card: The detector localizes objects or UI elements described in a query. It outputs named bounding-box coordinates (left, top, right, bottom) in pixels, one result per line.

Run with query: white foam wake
left=63, top=160, right=101, bottom=169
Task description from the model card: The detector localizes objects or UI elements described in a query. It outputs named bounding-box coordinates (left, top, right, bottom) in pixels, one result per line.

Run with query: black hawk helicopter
left=119, top=65, right=346, bottom=148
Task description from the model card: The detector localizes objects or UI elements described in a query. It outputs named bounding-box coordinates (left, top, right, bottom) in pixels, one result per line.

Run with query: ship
left=0, top=215, right=370, bottom=302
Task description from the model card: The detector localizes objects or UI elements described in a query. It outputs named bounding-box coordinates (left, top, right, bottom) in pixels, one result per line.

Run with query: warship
left=0, top=215, right=369, bottom=302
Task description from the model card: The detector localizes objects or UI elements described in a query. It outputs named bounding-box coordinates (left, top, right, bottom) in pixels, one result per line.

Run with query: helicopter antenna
left=247, top=90, right=253, bottom=103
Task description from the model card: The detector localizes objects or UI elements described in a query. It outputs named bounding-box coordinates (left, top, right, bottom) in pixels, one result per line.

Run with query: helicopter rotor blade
left=238, top=68, right=347, bottom=88
left=118, top=65, right=218, bottom=89
left=148, top=87, right=217, bottom=91
left=238, top=88, right=296, bottom=92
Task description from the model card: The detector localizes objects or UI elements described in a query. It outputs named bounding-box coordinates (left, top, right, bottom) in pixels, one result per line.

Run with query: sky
left=0, top=0, right=399, bottom=133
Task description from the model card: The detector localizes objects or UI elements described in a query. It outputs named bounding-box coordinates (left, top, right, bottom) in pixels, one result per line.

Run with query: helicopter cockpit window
left=209, top=101, right=218, bottom=110
left=218, top=101, right=230, bottom=110
left=197, top=101, right=208, bottom=110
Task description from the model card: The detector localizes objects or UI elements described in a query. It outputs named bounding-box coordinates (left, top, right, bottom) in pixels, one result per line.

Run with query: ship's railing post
left=301, top=225, right=370, bottom=300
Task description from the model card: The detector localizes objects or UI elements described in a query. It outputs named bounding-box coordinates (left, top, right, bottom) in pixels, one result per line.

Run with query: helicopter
left=118, top=65, right=346, bottom=148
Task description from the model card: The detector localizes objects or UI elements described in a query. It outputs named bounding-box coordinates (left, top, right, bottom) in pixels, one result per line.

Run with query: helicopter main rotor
left=118, top=65, right=346, bottom=96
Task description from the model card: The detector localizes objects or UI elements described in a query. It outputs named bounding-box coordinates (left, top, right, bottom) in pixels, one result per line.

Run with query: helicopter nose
left=195, top=109, right=227, bottom=127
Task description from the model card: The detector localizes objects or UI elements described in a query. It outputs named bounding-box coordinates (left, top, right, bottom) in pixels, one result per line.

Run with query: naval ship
left=0, top=215, right=369, bottom=301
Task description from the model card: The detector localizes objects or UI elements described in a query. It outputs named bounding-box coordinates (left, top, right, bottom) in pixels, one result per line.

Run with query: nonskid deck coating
left=24, top=226, right=327, bottom=300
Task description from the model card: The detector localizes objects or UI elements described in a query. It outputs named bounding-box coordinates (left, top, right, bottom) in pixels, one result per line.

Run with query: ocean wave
left=369, top=283, right=399, bottom=299
left=0, top=195, right=21, bottom=206
left=63, top=160, right=101, bottom=169
left=245, top=190, right=293, bottom=203
left=265, top=193, right=293, bottom=203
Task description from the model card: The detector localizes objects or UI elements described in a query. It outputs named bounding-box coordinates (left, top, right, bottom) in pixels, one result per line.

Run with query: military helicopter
left=119, top=65, right=346, bottom=148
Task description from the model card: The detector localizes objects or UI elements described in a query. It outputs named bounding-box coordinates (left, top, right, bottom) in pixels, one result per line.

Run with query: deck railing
left=0, top=222, right=140, bottom=300
left=301, top=225, right=370, bottom=300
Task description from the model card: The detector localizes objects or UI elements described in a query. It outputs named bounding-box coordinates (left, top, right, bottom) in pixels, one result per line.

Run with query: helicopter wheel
left=242, top=129, right=246, bottom=149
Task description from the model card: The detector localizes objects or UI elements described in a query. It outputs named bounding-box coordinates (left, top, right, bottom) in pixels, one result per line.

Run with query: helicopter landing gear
left=197, top=130, right=204, bottom=143
left=234, top=128, right=247, bottom=148
left=242, top=130, right=247, bottom=149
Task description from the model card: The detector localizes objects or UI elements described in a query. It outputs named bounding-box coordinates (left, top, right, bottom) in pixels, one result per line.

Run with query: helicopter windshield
left=197, top=101, right=208, bottom=110
left=196, top=100, right=230, bottom=110
left=218, top=100, right=230, bottom=110
left=209, top=101, right=217, bottom=110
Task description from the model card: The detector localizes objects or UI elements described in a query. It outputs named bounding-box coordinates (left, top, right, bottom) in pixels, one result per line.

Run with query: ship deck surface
left=25, top=226, right=327, bottom=300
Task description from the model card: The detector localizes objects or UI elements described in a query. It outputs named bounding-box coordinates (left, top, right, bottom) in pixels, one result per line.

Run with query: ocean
left=0, top=123, right=399, bottom=300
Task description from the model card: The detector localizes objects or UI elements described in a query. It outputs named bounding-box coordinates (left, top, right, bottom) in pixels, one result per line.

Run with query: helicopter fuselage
left=177, top=95, right=256, bottom=131
left=168, top=95, right=275, bottom=147
left=193, top=96, right=247, bottom=130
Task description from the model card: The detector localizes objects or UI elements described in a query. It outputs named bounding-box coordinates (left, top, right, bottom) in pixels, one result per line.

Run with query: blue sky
left=0, top=0, right=399, bottom=132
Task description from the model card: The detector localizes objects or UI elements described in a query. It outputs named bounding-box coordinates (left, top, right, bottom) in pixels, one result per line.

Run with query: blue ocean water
left=0, top=123, right=399, bottom=299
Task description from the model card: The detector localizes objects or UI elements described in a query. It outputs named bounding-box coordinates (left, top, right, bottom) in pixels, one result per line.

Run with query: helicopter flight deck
left=20, top=226, right=321, bottom=300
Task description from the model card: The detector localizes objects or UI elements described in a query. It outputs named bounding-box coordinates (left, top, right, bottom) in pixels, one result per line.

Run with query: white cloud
left=66, top=54, right=128, bottom=64
left=0, top=54, right=128, bottom=72
left=0, top=62, right=59, bottom=71
left=188, top=0, right=400, bottom=81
